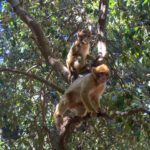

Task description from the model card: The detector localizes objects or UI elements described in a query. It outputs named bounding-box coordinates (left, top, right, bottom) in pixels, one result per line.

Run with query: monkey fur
left=66, top=30, right=92, bottom=80
left=54, top=64, right=110, bottom=129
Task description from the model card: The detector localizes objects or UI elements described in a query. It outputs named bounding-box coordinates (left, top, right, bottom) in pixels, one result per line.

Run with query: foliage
left=0, top=0, right=149, bottom=149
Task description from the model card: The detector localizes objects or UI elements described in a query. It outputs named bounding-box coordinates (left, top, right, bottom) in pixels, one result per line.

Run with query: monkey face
left=92, top=64, right=110, bottom=84
left=78, top=30, right=92, bottom=44
left=95, top=72, right=109, bottom=84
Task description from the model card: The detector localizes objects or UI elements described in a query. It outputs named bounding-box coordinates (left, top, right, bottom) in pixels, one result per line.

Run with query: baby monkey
left=54, top=64, right=110, bottom=130
left=66, top=29, right=92, bottom=80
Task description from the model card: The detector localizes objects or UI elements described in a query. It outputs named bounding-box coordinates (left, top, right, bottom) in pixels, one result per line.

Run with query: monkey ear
left=77, top=31, right=82, bottom=36
left=91, top=67, right=96, bottom=75
left=78, top=29, right=85, bottom=36
left=91, top=67, right=97, bottom=79
left=91, top=67, right=95, bottom=73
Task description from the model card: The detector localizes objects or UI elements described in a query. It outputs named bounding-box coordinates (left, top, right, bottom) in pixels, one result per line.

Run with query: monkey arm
left=79, top=76, right=96, bottom=112
left=81, top=94, right=94, bottom=112
left=80, top=90, right=95, bottom=112
left=89, top=94, right=100, bottom=112
left=71, top=44, right=78, bottom=55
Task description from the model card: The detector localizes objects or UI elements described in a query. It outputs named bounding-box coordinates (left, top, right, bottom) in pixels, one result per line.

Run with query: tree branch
left=7, top=0, right=69, bottom=81
left=112, top=108, right=150, bottom=117
left=0, top=68, right=64, bottom=93
left=96, top=0, right=109, bottom=63
left=59, top=108, right=150, bottom=149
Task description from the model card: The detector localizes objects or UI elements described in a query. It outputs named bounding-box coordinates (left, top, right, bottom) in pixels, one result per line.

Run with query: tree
left=0, top=0, right=149, bottom=149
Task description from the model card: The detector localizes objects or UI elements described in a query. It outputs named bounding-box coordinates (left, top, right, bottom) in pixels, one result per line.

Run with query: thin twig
left=0, top=68, right=64, bottom=93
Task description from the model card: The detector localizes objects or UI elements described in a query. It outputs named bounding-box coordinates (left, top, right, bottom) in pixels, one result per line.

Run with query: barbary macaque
left=54, top=64, right=110, bottom=129
left=66, top=29, right=92, bottom=79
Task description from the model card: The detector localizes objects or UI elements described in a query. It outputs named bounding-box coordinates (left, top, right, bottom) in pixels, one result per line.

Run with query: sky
left=0, top=1, right=3, bottom=12
left=0, top=1, right=4, bottom=63
left=0, top=1, right=2, bottom=11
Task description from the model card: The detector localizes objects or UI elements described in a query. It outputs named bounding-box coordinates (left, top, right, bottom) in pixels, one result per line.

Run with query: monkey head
left=77, top=30, right=92, bottom=44
left=92, top=64, right=109, bottom=84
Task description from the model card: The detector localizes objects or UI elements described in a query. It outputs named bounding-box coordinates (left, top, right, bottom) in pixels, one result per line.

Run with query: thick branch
left=97, top=0, right=109, bottom=63
left=8, top=0, right=69, bottom=81
left=59, top=108, right=150, bottom=149
left=0, top=68, right=64, bottom=93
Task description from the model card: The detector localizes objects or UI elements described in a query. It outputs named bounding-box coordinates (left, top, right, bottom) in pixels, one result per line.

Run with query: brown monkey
left=54, top=64, right=109, bottom=129
left=66, top=30, right=92, bottom=79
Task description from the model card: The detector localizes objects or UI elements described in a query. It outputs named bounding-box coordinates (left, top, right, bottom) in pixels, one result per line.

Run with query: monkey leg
left=71, top=104, right=86, bottom=128
left=73, top=104, right=87, bottom=117
left=54, top=96, right=70, bottom=129
left=54, top=91, right=79, bottom=119
left=54, top=98, right=69, bottom=117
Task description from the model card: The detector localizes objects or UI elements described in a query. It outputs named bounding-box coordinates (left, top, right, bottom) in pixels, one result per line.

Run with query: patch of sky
left=0, top=2, right=2, bottom=13
left=0, top=56, right=4, bottom=63
left=0, top=0, right=7, bottom=13
left=0, top=23, right=4, bottom=32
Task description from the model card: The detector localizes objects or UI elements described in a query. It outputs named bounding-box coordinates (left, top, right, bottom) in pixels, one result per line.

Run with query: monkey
left=54, top=64, right=110, bottom=129
left=66, top=29, right=92, bottom=80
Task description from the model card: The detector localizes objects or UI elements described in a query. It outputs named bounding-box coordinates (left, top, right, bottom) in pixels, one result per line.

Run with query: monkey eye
left=96, top=72, right=109, bottom=78
left=96, top=72, right=103, bottom=77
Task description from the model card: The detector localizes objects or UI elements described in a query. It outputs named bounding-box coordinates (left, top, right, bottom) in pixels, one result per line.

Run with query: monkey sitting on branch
left=54, top=64, right=110, bottom=130
left=66, top=29, right=92, bottom=80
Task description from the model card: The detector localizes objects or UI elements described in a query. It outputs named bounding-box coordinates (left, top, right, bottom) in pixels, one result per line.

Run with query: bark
left=96, top=0, right=109, bottom=64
